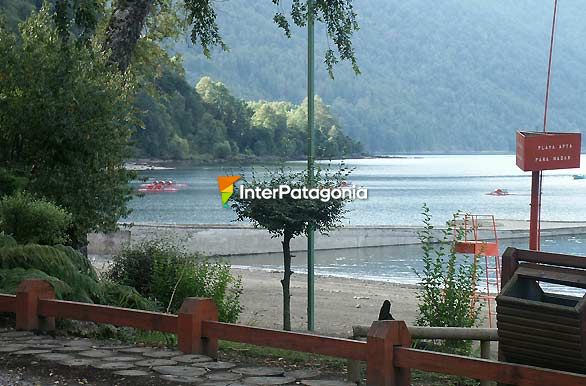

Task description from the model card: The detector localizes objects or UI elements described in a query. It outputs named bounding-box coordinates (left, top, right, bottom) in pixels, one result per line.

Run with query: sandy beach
left=232, top=267, right=420, bottom=337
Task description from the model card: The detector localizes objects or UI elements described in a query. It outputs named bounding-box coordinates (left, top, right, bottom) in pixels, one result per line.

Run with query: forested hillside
left=175, top=0, right=586, bottom=152
left=0, top=0, right=362, bottom=160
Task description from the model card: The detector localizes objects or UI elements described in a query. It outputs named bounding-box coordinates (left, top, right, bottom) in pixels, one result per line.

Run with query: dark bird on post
left=378, top=300, right=394, bottom=320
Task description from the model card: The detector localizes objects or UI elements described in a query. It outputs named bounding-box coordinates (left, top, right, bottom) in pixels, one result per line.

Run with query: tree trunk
left=103, top=0, right=154, bottom=72
left=281, top=232, right=293, bottom=331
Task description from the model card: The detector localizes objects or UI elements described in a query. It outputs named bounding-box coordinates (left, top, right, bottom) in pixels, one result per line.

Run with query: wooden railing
left=1, top=279, right=585, bottom=386
left=350, top=325, right=498, bottom=386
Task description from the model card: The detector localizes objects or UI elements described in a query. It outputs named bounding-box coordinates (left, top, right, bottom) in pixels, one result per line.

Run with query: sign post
left=515, top=131, right=581, bottom=250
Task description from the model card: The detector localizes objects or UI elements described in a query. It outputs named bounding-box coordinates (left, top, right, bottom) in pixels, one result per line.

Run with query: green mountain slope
left=175, top=0, right=586, bottom=152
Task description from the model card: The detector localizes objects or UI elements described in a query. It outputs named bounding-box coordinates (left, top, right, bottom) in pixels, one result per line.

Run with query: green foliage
left=0, top=244, right=102, bottom=302
left=213, top=141, right=232, bottom=159
left=133, top=72, right=361, bottom=160
left=270, top=0, right=360, bottom=77
left=107, top=239, right=243, bottom=322
left=0, top=168, right=27, bottom=197
left=0, top=234, right=17, bottom=248
left=0, top=6, right=135, bottom=247
left=177, top=0, right=586, bottom=153
left=414, top=204, right=482, bottom=355
left=231, top=165, right=352, bottom=330
left=231, top=165, right=352, bottom=239
left=0, top=243, right=154, bottom=310
left=0, top=267, right=72, bottom=298
left=0, top=192, right=72, bottom=245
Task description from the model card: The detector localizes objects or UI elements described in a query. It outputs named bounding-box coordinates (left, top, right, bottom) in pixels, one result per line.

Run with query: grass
left=219, top=340, right=347, bottom=370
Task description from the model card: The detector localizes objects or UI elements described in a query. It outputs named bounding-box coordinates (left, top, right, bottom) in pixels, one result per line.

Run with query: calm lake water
left=128, top=154, right=586, bottom=295
left=128, top=154, right=586, bottom=225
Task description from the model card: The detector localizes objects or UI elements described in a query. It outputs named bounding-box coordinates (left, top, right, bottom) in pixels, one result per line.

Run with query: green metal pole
left=307, top=0, right=316, bottom=332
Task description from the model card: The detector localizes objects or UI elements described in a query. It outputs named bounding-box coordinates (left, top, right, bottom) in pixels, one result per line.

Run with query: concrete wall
left=87, top=221, right=586, bottom=257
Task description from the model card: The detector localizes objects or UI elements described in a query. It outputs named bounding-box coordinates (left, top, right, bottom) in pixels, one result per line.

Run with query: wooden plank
left=516, top=264, right=586, bottom=290
left=504, top=353, right=585, bottom=375
left=498, top=344, right=584, bottom=367
left=394, top=347, right=586, bottom=386
left=352, top=325, right=498, bottom=341
left=496, top=305, right=580, bottom=326
left=496, top=314, right=581, bottom=335
left=202, top=321, right=367, bottom=361
left=498, top=330, right=582, bottom=351
left=498, top=337, right=582, bottom=358
left=497, top=321, right=582, bottom=343
left=38, top=299, right=177, bottom=333
left=0, top=294, right=16, bottom=313
left=497, top=297, right=580, bottom=317
left=514, top=249, right=586, bottom=269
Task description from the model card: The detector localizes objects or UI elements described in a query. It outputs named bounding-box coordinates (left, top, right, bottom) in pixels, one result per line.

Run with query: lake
left=128, top=154, right=586, bottom=225
left=127, top=154, right=586, bottom=295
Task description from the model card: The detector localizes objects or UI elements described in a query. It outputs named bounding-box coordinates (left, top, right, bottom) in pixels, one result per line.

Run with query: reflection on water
left=127, top=155, right=586, bottom=225
left=227, top=235, right=586, bottom=297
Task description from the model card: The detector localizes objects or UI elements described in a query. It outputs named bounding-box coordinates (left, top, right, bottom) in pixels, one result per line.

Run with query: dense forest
left=134, top=72, right=362, bottom=160
left=175, top=0, right=586, bottom=152
left=0, top=0, right=362, bottom=161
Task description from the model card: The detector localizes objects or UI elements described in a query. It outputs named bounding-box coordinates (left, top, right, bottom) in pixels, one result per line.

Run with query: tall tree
left=0, top=6, right=135, bottom=249
left=47, top=0, right=360, bottom=74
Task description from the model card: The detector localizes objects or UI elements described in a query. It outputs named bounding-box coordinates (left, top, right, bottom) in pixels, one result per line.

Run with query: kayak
left=138, top=184, right=179, bottom=193
left=138, top=181, right=187, bottom=193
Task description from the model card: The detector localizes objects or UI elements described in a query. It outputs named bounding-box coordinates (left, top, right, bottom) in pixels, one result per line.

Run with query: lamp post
left=307, top=0, right=316, bottom=331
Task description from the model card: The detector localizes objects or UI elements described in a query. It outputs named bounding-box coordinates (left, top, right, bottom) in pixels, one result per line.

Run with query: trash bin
left=496, top=250, right=586, bottom=374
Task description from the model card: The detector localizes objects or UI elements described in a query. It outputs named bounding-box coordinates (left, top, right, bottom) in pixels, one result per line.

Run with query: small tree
left=231, top=165, right=352, bottom=330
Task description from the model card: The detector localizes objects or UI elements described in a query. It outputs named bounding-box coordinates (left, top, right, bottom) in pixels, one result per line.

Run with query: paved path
left=0, top=330, right=355, bottom=386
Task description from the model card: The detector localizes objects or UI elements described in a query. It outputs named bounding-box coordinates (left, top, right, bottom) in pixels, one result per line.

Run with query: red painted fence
left=1, top=279, right=585, bottom=386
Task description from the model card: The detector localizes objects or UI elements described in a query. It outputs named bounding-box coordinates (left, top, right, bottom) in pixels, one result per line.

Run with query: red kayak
left=138, top=180, right=186, bottom=193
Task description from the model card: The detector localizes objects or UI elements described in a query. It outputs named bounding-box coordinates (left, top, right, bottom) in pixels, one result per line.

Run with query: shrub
left=0, top=244, right=153, bottom=310
left=0, top=192, right=72, bottom=245
left=0, top=233, right=17, bottom=248
left=213, top=141, right=232, bottom=159
left=414, top=204, right=482, bottom=354
left=107, top=239, right=243, bottom=322
left=0, top=168, right=27, bottom=197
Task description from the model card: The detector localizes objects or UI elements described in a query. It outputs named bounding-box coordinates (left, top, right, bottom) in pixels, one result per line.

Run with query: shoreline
left=89, top=220, right=586, bottom=257
left=231, top=266, right=421, bottom=337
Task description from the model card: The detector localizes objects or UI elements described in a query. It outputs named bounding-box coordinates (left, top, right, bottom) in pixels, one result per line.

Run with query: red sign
left=516, top=131, right=581, bottom=171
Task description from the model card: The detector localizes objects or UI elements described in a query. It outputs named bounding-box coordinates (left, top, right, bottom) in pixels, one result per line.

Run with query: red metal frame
left=455, top=214, right=501, bottom=327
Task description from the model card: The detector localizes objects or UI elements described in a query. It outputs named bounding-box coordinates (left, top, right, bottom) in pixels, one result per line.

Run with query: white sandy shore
left=232, top=267, right=420, bottom=337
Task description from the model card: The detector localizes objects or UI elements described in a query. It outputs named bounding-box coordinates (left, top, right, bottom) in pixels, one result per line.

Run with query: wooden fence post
left=366, top=320, right=411, bottom=386
left=177, top=298, right=218, bottom=358
left=15, top=279, right=55, bottom=332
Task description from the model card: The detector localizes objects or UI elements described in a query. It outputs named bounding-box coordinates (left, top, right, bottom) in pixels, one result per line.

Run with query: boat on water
left=573, top=174, right=586, bottom=180
left=486, top=188, right=510, bottom=196
left=138, top=180, right=187, bottom=193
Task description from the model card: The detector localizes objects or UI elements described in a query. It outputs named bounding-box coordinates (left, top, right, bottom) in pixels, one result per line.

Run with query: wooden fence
left=0, top=279, right=585, bottom=386
left=350, top=325, right=499, bottom=386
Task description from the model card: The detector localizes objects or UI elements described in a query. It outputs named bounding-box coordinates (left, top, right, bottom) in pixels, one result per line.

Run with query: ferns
left=0, top=244, right=102, bottom=302
left=0, top=267, right=72, bottom=298
left=0, top=244, right=152, bottom=310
